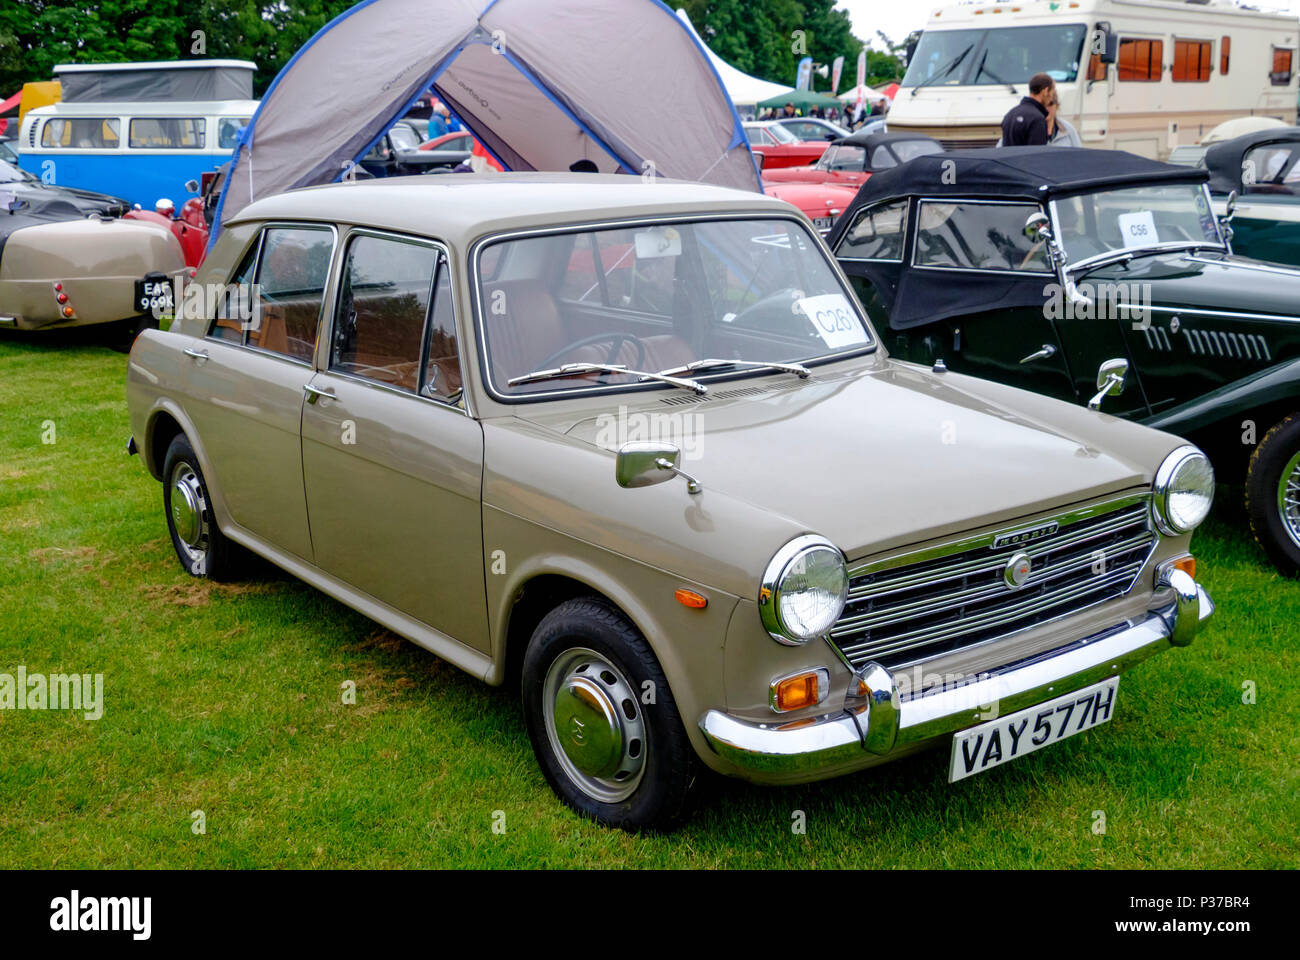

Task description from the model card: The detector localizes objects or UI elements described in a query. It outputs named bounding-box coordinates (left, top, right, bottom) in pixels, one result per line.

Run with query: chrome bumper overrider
left=700, top=571, right=1213, bottom=777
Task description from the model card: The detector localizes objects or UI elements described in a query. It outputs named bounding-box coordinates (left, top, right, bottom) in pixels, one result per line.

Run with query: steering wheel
left=538, top=332, right=647, bottom=371
left=728, top=288, right=801, bottom=330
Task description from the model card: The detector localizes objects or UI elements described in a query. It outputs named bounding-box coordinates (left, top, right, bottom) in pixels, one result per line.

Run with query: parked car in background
left=743, top=121, right=828, bottom=169
left=774, top=116, right=851, bottom=142
left=126, top=173, right=1213, bottom=829
left=0, top=158, right=186, bottom=335
left=1204, top=126, right=1300, bottom=269
left=831, top=147, right=1300, bottom=575
left=764, top=131, right=943, bottom=190
left=761, top=179, right=857, bottom=235
left=359, top=122, right=455, bottom=177
left=0, top=135, right=17, bottom=165
left=416, top=130, right=475, bottom=168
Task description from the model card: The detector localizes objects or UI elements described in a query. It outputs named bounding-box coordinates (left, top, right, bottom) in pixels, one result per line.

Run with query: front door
left=300, top=230, right=489, bottom=652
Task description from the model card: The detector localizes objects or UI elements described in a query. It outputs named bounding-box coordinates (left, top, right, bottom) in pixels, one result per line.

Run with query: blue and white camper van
left=18, top=60, right=258, bottom=211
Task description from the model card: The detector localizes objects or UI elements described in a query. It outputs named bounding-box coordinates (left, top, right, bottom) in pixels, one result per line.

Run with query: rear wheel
left=1246, top=413, right=1300, bottom=577
left=521, top=597, right=697, bottom=830
left=161, top=433, right=245, bottom=581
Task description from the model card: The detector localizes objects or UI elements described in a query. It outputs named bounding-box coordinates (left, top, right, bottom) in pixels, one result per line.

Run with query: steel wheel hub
left=1280, top=448, right=1300, bottom=550
left=543, top=647, right=646, bottom=803
left=169, top=460, right=210, bottom=560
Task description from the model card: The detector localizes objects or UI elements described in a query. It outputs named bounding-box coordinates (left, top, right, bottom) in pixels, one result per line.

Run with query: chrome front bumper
left=700, top=570, right=1213, bottom=780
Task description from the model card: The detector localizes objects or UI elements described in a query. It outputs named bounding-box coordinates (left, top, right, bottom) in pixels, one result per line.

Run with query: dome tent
left=213, top=0, right=759, bottom=237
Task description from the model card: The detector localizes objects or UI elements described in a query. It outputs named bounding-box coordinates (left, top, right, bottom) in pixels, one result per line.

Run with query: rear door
left=181, top=223, right=335, bottom=561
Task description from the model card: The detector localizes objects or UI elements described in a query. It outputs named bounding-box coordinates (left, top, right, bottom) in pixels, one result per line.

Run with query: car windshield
left=765, top=123, right=798, bottom=144
left=0, top=159, right=33, bottom=184
left=816, top=144, right=866, bottom=171
left=903, top=24, right=1089, bottom=87
left=389, top=124, right=421, bottom=150
left=477, top=217, right=874, bottom=398
left=1053, top=183, right=1224, bottom=264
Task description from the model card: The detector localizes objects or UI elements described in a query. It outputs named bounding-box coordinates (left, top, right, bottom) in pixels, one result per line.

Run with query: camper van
left=18, top=60, right=257, bottom=210
left=888, top=0, right=1298, bottom=158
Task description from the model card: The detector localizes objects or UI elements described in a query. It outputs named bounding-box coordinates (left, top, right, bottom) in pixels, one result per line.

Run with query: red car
left=743, top=121, right=828, bottom=169
left=761, top=181, right=858, bottom=236
left=763, top=131, right=943, bottom=190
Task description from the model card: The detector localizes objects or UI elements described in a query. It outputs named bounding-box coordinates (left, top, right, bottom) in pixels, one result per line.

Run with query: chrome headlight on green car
left=759, top=535, right=849, bottom=645
left=1153, top=445, right=1215, bottom=535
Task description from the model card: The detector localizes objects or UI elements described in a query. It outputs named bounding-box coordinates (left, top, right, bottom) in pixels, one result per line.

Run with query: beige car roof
left=226, top=172, right=795, bottom=246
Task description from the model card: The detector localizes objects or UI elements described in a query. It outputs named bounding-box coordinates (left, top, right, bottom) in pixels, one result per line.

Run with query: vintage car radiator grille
left=829, top=496, right=1156, bottom=670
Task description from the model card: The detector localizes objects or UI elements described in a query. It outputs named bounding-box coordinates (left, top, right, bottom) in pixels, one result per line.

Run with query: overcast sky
left=836, top=0, right=1300, bottom=52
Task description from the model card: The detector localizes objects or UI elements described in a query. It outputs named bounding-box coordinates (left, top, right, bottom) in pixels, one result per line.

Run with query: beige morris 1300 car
left=126, top=173, right=1215, bottom=829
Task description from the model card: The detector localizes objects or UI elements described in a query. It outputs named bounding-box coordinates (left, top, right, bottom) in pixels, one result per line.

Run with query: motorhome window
left=915, top=202, right=1051, bottom=273
left=901, top=25, right=1088, bottom=87
left=1118, top=38, right=1163, bottom=82
left=1272, top=48, right=1294, bottom=85
left=40, top=117, right=120, bottom=149
left=129, top=117, right=206, bottom=149
left=1172, top=40, right=1211, bottom=82
left=1220, top=37, right=1230, bottom=76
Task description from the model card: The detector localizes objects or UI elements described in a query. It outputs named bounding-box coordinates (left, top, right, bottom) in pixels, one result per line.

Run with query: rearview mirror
left=615, top=442, right=701, bottom=495
left=184, top=179, right=200, bottom=194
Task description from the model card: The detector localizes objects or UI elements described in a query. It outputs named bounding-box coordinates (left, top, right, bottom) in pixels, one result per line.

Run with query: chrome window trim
left=1144, top=303, right=1297, bottom=324
left=468, top=211, right=877, bottom=405
left=203, top=220, right=338, bottom=368
left=910, top=198, right=1055, bottom=276
left=1182, top=256, right=1300, bottom=280
left=323, top=226, right=469, bottom=415
left=845, top=491, right=1153, bottom=578
left=833, top=199, right=909, bottom=264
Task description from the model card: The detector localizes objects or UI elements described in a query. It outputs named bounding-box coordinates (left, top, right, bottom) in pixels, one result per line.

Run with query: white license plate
left=813, top=216, right=835, bottom=230
left=948, top=677, right=1118, bottom=782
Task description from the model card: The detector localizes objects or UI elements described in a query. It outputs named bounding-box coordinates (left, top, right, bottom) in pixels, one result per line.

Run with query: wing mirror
left=1024, top=211, right=1052, bottom=243
left=1, top=191, right=27, bottom=213
left=615, top=442, right=701, bottom=495
left=184, top=179, right=200, bottom=195
left=1089, top=358, right=1129, bottom=411
left=1218, top=189, right=1237, bottom=249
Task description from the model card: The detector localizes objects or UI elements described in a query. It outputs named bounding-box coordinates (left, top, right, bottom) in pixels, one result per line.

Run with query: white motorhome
left=888, top=0, right=1298, bottom=158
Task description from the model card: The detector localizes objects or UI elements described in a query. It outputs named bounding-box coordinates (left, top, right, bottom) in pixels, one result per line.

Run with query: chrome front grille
left=829, top=496, right=1157, bottom=670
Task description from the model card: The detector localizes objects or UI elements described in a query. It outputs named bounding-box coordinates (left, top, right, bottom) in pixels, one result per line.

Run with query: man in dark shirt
left=1000, top=73, right=1055, bottom=146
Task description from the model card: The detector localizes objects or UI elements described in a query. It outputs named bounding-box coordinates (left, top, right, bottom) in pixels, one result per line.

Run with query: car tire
left=521, top=597, right=698, bottom=831
left=1246, top=412, right=1300, bottom=577
left=109, top=314, right=158, bottom=354
left=161, top=433, right=245, bottom=582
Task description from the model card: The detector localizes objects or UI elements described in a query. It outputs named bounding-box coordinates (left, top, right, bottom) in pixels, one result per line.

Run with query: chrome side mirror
left=615, top=442, right=701, bottom=495
left=184, top=179, right=200, bottom=195
left=1089, top=358, right=1129, bottom=410
left=1223, top=189, right=1237, bottom=222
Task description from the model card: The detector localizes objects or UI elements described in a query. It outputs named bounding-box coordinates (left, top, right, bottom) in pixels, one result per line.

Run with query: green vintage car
left=1204, top=126, right=1300, bottom=269
left=830, top=147, right=1300, bottom=576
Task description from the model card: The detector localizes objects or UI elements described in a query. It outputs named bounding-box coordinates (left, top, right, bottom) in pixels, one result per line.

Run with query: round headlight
left=759, top=535, right=849, bottom=645
left=1153, top=445, right=1215, bottom=534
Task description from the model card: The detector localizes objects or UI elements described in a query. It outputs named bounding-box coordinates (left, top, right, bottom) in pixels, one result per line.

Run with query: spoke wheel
left=1278, top=448, right=1300, bottom=551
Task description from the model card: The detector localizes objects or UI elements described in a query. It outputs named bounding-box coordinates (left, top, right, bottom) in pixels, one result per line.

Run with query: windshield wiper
left=911, top=44, right=974, bottom=95
left=974, top=51, right=1017, bottom=94
left=508, top=362, right=707, bottom=394
left=1069, top=243, right=1215, bottom=278
left=652, top=358, right=811, bottom=380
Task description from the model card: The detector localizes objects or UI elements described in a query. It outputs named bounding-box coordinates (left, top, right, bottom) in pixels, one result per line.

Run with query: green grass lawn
left=1, top=331, right=1297, bottom=868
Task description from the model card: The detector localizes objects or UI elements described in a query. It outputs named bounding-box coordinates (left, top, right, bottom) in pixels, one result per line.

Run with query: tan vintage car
left=125, top=173, right=1216, bottom=829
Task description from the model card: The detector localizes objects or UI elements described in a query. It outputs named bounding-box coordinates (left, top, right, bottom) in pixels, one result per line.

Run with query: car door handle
left=183, top=347, right=209, bottom=361
left=303, top=384, right=336, bottom=404
left=1019, top=344, right=1057, bottom=364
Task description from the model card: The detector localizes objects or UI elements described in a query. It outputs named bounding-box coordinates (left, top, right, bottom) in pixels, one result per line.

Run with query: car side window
left=870, top=145, right=897, bottom=170
left=331, top=233, right=439, bottom=393
left=248, top=226, right=334, bottom=362
left=837, top=200, right=908, bottom=262
left=915, top=201, right=1051, bottom=273
left=208, top=238, right=260, bottom=344
left=421, top=263, right=463, bottom=405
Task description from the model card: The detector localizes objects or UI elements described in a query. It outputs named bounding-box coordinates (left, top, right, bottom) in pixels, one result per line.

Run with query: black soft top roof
left=1204, top=126, right=1300, bottom=194
left=832, top=147, right=1207, bottom=239
left=834, top=130, right=938, bottom=151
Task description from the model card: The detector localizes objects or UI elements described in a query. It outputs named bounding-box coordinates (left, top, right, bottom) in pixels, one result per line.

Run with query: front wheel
left=1246, top=413, right=1300, bottom=577
left=521, top=597, right=698, bottom=830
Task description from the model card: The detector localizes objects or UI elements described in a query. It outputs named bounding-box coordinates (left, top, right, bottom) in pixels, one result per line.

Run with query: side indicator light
left=1172, top=555, right=1196, bottom=579
left=773, top=671, right=823, bottom=712
left=675, top=588, right=707, bottom=609
left=62, top=306, right=75, bottom=318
